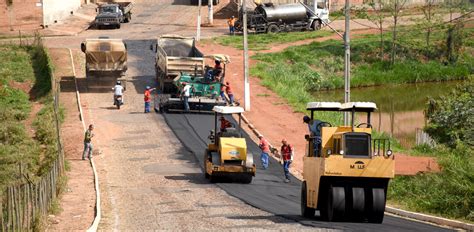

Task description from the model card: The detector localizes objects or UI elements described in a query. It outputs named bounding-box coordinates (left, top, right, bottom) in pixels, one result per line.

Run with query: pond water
left=313, top=81, right=462, bottom=148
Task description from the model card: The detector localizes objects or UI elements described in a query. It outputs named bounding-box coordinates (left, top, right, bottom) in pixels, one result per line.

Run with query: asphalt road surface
left=162, top=113, right=454, bottom=232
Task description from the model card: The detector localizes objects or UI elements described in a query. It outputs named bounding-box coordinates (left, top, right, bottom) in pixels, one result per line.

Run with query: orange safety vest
left=281, top=144, right=293, bottom=161
left=144, top=90, right=151, bottom=102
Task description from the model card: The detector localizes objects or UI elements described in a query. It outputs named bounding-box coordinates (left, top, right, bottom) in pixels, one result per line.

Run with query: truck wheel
left=267, top=24, right=280, bottom=33
left=116, top=24, right=121, bottom=29
left=321, top=185, right=345, bottom=221
left=241, top=174, right=252, bottom=184
left=212, top=0, right=219, bottom=5
left=351, top=187, right=365, bottom=221
left=301, top=181, right=316, bottom=218
left=312, top=20, right=321, bottom=30
left=367, top=188, right=386, bottom=223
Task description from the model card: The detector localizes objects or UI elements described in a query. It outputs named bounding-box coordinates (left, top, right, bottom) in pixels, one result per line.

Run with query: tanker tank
left=256, top=3, right=309, bottom=23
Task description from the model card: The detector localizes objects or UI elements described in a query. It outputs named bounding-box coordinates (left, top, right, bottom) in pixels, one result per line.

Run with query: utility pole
left=343, top=0, right=351, bottom=125
left=243, top=0, right=250, bottom=111
left=197, top=0, right=202, bottom=41
left=208, top=0, right=214, bottom=25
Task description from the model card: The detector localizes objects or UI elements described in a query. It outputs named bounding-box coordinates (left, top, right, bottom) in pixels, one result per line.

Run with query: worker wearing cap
left=144, top=86, right=156, bottom=113
left=258, top=135, right=270, bottom=169
left=280, top=139, right=294, bottom=183
left=227, top=16, right=236, bottom=35
left=303, top=115, right=323, bottom=156
left=182, top=82, right=191, bottom=112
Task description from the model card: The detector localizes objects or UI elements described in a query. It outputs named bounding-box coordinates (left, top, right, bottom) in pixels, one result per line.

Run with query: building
left=0, top=0, right=86, bottom=33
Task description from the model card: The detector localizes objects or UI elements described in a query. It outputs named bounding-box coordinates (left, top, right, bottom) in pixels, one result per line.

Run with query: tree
left=366, top=0, right=388, bottom=61
left=387, top=0, right=407, bottom=65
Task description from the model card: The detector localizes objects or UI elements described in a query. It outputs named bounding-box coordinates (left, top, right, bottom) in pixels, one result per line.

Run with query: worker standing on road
left=224, top=81, right=234, bottom=105
left=280, top=139, right=294, bottom=183
left=227, top=16, right=236, bottom=35
left=82, top=124, right=94, bottom=160
left=258, top=135, right=270, bottom=169
left=144, top=86, right=156, bottom=113
left=182, top=82, right=192, bottom=112
left=303, top=115, right=322, bottom=156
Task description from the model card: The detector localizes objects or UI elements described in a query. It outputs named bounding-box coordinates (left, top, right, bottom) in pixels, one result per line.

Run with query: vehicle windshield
left=100, top=6, right=116, bottom=13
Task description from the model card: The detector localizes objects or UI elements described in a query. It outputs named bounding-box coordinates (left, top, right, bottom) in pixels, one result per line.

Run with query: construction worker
left=225, top=81, right=234, bottom=105
left=219, top=116, right=233, bottom=132
left=303, top=115, right=323, bottom=156
left=227, top=16, right=236, bottom=35
left=258, top=135, right=270, bottom=169
left=82, top=124, right=94, bottom=160
left=213, top=59, right=223, bottom=80
left=182, top=82, right=191, bottom=112
left=144, top=86, right=156, bottom=113
left=280, top=139, right=294, bottom=183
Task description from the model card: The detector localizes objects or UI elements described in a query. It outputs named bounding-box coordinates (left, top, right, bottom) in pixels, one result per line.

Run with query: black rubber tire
left=267, top=24, right=280, bottom=33
left=312, top=20, right=321, bottom=31
left=116, top=24, right=121, bottom=29
left=212, top=0, right=219, bottom=5
left=367, top=188, right=386, bottom=223
left=241, top=174, right=252, bottom=184
left=351, top=187, right=365, bottom=220
left=322, top=185, right=345, bottom=221
left=301, top=181, right=316, bottom=218
left=116, top=100, right=121, bottom=109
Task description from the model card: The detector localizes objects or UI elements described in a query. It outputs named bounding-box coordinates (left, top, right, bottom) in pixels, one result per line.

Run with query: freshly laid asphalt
left=162, top=113, right=453, bottom=231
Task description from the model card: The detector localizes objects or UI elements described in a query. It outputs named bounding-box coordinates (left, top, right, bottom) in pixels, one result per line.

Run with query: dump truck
left=204, top=106, right=256, bottom=183
left=301, top=102, right=394, bottom=223
left=152, top=35, right=205, bottom=93
left=95, top=2, right=133, bottom=29
left=236, top=0, right=329, bottom=33
left=80, top=38, right=128, bottom=89
left=157, top=54, right=229, bottom=113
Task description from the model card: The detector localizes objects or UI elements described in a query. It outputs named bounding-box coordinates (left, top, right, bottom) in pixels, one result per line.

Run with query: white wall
left=42, top=0, right=82, bottom=26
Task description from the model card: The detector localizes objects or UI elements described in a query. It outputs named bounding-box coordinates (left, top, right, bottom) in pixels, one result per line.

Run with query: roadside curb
left=239, top=111, right=471, bottom=230
left=68, top=49, right=101, bottom=232
left=386, top=206, right=474, bottom=231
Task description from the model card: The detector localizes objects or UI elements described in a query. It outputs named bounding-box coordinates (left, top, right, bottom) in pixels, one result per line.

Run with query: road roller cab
left=301, top=102, right=394, bottom=223
left=204, top=106, right=256, bottom=183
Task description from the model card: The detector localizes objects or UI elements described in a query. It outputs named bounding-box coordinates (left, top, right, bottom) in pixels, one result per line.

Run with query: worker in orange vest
left=280, top=138, right=294, bottom=183
left=144, top=86, right=156, bottom=113
left=258, top=135, right=270, bottom=169
left=227, top=16, right=236, bottom=35
left=224, top=81, right=234, bottom=105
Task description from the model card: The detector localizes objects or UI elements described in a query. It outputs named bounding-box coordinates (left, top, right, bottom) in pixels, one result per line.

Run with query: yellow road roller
left=301, top=102, right=394, bottom=223
left=204, top=106, right=256, bottom=183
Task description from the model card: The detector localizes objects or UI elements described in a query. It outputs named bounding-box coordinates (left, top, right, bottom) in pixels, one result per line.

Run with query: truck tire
left=320, top=185, right=345, bottom=221
left=267, top=24, right=280, bottom=33
left=312, top=20, right=321, bottom=31
left=116, top=24, right=121, bottom=29
left=367, top=188, right=386, bottom=223
left=212, top=0, right=219, bottom=5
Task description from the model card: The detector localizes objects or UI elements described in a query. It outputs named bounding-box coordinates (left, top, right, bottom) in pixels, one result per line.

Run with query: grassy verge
left=213, top=30, right=333, bottom=51
left=0, top=44, right=62, bottom=191
left=388, top=143, right=474, bottom=222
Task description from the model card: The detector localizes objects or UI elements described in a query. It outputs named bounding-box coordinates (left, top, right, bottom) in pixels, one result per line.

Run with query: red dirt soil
left=196, top=35, right=440, bottom=176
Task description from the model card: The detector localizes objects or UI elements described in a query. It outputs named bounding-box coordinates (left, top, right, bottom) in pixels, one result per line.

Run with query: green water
left=313, top=81, right=463, bottom=147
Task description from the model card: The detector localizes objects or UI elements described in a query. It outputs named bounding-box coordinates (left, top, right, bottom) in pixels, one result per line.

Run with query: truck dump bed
left=156, top=36, right=204, bottom=77
left=82, top=39, right=127, bottom=72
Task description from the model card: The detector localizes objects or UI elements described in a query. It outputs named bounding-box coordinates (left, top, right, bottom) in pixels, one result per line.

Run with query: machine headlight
left=386, top=150, right=393, bottom=156
left=339, top=150, right=344, bottom=155
left=326, top=149, right=332, bottom=155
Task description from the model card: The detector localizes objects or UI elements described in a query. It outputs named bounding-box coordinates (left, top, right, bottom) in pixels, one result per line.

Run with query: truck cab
left=304, top=0, right=330, bottom=26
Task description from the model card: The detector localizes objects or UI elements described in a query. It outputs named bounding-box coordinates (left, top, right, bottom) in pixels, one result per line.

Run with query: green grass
left=0, top=44, right=59, bottom=191
left=213, top=30, right=333, bottom=51
left=388, top=144, right=474, bottom=222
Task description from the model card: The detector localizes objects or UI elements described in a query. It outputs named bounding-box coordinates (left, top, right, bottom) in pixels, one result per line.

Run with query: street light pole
left=243, top=0, right=250, bottom=111
left=343, top=0, right=351, bottom=125
left=197, top=0, right=202, bottom=41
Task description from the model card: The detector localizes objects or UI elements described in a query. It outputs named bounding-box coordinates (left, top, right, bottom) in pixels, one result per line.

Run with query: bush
left=424, top=81, right=473, bottom=147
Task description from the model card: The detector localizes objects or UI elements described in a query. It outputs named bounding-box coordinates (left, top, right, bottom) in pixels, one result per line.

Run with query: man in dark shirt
left=82, top=124, right=94, bottom=160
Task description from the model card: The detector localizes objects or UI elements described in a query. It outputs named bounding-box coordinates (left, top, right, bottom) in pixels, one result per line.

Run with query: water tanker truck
left=236, top=0, right=329, bottom=33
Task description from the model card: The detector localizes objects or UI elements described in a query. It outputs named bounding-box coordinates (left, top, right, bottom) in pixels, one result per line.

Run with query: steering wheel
left=356, top=123, right=372, bottom=128
left=316, top=121, right=332, bottom=131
